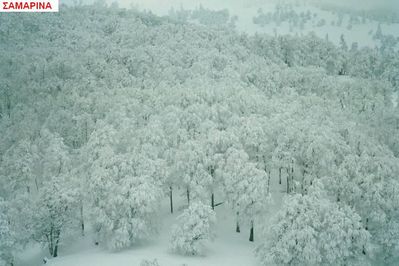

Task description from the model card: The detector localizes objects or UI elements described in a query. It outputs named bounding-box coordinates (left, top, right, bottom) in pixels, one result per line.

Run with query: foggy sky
left=117, top=0, right=399, bottom=13
left=316, top=0, right=399, bottom=11
left=66, top=0, right=398, bottom=13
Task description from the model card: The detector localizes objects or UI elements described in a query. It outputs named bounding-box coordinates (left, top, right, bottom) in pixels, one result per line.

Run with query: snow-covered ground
left=50, top=205, right=257, bottom=266
left=17, top=170, right=286, bottom=266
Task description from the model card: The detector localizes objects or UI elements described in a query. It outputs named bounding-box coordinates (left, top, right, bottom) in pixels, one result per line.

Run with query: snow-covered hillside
left=1, top=2, right=399, bottom=266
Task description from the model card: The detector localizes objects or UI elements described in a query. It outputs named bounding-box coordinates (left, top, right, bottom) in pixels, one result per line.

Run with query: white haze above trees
left=0, top=2, right=399, bottom=266
left=81, top=0, right=399, bottom=13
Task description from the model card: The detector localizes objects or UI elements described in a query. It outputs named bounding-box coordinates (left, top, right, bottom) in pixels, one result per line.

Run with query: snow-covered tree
left=326, top=148, right=399, bottom=262
left=140, top=259, right=160, bottom=266
left=31, top=176, right=77, bottom=257
left=257, top=181, right=370, bottom=266
left=29, top=129, right=71, bottom=194
left=0, top=200, right=15, bottom=266
left=203, top=127, right=238, bottom=210
left=0, top=139, right=37, bottom=197
left=219, top=148, right=270, bottom=241
left=89, top=150, right=162, bottom=250
left=174, top=140, right=211, bottom=205
left=170, top=202, right=216, bottom=256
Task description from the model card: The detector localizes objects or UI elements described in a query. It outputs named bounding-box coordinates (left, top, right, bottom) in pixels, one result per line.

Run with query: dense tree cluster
left=169, top=5, right=236, bottom=28
left=0, top=4, right=398, bottom=265
left=253, top=4, right=315, bottom=30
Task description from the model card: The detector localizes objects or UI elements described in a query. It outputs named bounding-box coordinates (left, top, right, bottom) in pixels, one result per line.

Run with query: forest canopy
left=0, top=3, right=399, bottom=266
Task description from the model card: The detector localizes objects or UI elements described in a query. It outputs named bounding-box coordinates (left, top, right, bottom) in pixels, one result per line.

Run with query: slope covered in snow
left=1, top=2, right=398, bottom=266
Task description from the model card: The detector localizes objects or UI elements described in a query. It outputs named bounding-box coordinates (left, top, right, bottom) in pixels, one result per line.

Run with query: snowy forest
left=1, top=0, right=399, bottom=265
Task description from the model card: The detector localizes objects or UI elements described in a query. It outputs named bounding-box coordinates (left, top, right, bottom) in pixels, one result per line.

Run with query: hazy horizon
left=65, top=0, right=399, bottom=13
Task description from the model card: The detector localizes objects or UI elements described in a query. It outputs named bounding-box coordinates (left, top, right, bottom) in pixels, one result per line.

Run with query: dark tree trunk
left=249, top=220, right=254, bottom=242
left=5, top=92, right=11, bottom=118
left=291, top=165, right=294, bottom=193
left=48, top=228, right=53, bottom=256
left=52, top=230, right=60, bottom=257
left=211, top=193, right=215, bottom=210
left=301, top=167, right=306, bottom=194
left=53, top=243, right=58, bottom=257
left=48, top=227, right=61, bottom=257
left=48, top=244, right=52, bottom=257
left=80, top=204, right=85, bottom=236
left=169, top=186, right=173, bottom=214
left=35, top=178, right=39, bottom=192
left=279, top=167, right=282, bottom=184
left=186, top=188, right=190, bottom=206
left=267, top=169, right=271, bottom=194
left=236, top=221, right=240, bottom=233
left=236, top=212, right=240, bottom=233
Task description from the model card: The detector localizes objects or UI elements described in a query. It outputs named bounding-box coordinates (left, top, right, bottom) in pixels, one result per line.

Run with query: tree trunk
left=53, top=242, right=58, bottom=257
left=279, top=167, right=282, bottom=184
left=286, top=168, right=290, bottom=193
left=211, top=193, right=215, bottom=210
left=186, top=188, right=190, bottom=206
left=236, top=212, right=240, bottom=233
left=34, top=178, right=39, bottom=192
left=249, top=220, right=254, bottom=242
left=291, top=165, right=294, bottom=193
left=169, top=186, right=173, bottom=214
left=301, top=167, right=306, bottom=194
left=48, top=227, right=53, bottom=256
left=267, top=170, right=271, bottom=194
left=52, top=230, right=60, bottom=257
left=5, top=92, right=11, bottom=118
left=80, top=203, right=85, bottom=236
